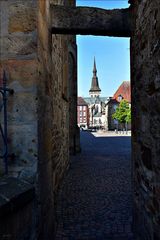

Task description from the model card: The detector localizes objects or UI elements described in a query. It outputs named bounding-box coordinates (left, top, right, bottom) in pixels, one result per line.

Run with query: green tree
left=125, top=107, right=131, bottom=123
left=112, top=100, right=131, bottom=130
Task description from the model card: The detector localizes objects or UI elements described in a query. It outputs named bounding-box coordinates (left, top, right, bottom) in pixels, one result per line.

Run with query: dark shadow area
left=55, top=131, right=133, bottom=240
left=80, top=131, right=131, bottom=156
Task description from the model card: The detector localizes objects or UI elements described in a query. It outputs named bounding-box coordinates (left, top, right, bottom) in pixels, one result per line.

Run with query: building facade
left=77, top=97, right=89, bottom=129
left=106, top=81, right=131, bottom=130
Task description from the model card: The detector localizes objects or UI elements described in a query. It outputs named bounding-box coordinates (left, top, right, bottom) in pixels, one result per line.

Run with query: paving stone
left=55, top=132, right=134, bottom=239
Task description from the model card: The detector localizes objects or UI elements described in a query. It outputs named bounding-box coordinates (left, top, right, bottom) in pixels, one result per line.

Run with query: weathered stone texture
left=0, top=177, right=36, bottom=240
left=8, top=1, right=37, bottom=33
left=0, top=0, right=78, bottom=238
left=0, top=60, right=37, bottom=88
left=68, top=43, right=78, bottom=154
left=0, top=1, right=37, bottom=60
left=0, top=1, right=38, bottom=178
left=37, top=0, right=77, bottom=238
left=0, top=33, right=37, bottom=59
left=51, top=5, right=131, bottom=37
left=131, top=0, right=160, bottom=239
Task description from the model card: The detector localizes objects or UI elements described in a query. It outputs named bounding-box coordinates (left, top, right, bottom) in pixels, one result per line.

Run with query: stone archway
left=0, top=0, right=159, bottom=239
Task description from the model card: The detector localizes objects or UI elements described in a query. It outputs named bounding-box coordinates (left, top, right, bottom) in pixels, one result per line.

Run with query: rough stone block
left=7, top=124, right=38, bottom=165
left=0, top=59, right=37, bottom=88
left=0, top=177, right=35, bottom=216
left=8, top=1, right=37, bottom=33
left=7, top=92, right=37, bottom=123
left=0, top=32, right=37, bottom=59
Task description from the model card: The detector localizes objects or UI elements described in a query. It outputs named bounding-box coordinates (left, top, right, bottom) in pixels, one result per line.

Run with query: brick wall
left=131, top=1, right=160, bottom=239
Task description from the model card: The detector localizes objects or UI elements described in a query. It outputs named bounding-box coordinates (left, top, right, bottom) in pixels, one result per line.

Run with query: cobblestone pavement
left=55, top=131, right=133, bottom=240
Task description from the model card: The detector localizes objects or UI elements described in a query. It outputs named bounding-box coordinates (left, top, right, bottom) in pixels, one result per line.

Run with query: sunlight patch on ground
left=91, top=130, right=131, bottom=138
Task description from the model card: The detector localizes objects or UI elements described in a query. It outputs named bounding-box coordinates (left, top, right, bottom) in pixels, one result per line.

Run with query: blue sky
left=76, top=0, right=130, bottom=97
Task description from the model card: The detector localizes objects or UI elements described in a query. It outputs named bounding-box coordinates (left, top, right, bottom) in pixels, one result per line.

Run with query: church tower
left=89, top=57, right=101, bottom=98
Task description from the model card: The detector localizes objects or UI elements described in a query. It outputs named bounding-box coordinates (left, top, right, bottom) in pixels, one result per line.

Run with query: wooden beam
left=51, top=5, right=131, bottom=37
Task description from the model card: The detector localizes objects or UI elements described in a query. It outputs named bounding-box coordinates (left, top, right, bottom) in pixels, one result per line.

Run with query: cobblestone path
left=55, top=132, right=133, bottom=240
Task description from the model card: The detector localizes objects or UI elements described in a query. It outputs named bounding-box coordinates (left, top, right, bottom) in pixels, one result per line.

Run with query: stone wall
left=37, top=0, right=77, bottom=238
left=68, top=48, right=78, bottom=154
left=0, top=0, right=38, bottom=178
left=131, top=0, right=160, bottom=239
left=0, top=177, right=35, bottom=240
left=2, top=1, right=160, bottom=239
left=0, top=0, right=78, bottom=238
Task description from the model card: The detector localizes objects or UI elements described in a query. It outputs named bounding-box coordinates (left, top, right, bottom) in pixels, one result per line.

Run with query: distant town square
left=77, top=58, right=131, bottom=131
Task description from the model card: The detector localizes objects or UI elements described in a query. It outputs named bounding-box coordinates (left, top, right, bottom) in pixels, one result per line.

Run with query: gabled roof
left=77, top=97, right=88, bottom=106
left=113, top=81, right=131, bottom=102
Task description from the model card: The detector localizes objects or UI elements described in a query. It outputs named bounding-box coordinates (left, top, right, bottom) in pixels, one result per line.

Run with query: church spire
left=89, top=57, right=101, bottom=97
left=93, top=57, right=97, bottom=76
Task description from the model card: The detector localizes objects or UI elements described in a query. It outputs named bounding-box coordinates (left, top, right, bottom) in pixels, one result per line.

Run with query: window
left=80, top=111, right=82, bottom=116
left=80, top=106, right=82, bottom=110
left=118, top=94, right=123, bottom=102
left=80, top=117, right=82, bottom=123
left=83, top=111, right=86, bottom=116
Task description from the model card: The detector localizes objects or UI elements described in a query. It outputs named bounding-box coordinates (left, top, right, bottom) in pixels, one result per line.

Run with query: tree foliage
left=112, top=100, right=131, bottom=124
left=125, top=107, right=131, bottom=123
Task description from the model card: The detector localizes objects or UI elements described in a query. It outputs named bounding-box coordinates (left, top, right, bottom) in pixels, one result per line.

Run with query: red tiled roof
left=77, top=97, right=88, bottom=106
left=113, top=81, right=131, bottom=102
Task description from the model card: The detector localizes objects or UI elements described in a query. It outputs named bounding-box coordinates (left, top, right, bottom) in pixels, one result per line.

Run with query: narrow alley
left=55, top=131, right=133, bottom=240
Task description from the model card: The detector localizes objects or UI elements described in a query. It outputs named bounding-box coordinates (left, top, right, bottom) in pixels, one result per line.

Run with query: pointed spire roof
left=93, top=57, right=97, bottom=76
left=89, top=57, right=101, bottom=93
